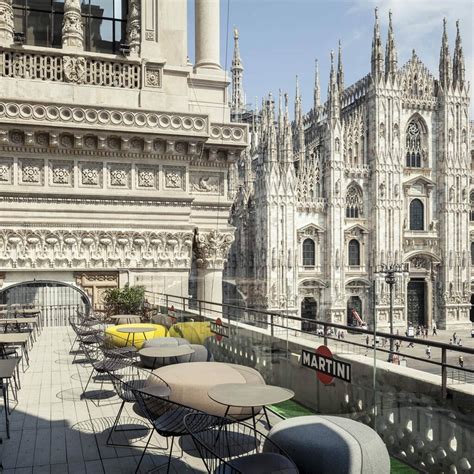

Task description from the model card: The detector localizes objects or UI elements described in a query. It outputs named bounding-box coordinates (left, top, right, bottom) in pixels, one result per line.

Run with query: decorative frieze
left=50, top=160, right=73, bottom=186
left=19, top=159, right=44, bottom=185
left=164, top=166, right=185, bottom=190
left=136, top=166, right=158, bottom=189
left=0, top=228, right=194, bottom=270
left=190, top=171, right=224, bottom=195
left=145, top=66, right=161, bottom=88
left=109, top=164, right=131, bottom=188
left=0, top=158, right=12, bottom=183
left=80, top=162, right=102, bottom=187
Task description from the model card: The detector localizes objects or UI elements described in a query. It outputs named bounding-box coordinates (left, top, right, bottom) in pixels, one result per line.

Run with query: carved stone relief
left=136, top=166, right=158, bottom=189
left=194, top=230, right=234, bottom=270
left=63, top=56, right=85, bottom=83
left=145, top=66, right=161, bottom=88
left=190, top=172, right=224, bottom=194
left=19, top=159, right=44, bottom=185
left=79, top=162, right=102, bottom=187
left=0, top=158, right=12, bottom=183
left=109, top=164, right=131, bottom=188
left=0, top=229, right=194, bottom=270
left=163, top=166, right=185, bottom=190
left=50, top=160, right=73, bottom=186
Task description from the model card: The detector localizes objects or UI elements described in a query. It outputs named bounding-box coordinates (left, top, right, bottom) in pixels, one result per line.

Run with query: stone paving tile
left=0, top=326, right=280, bottom=473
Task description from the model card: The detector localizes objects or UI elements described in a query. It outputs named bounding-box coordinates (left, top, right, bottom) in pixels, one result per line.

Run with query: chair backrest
left=131, top=387, right=202, bottom=437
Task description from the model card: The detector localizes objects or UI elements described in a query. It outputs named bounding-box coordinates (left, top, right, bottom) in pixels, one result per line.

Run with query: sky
left=187, top=0, right=473, bottom=116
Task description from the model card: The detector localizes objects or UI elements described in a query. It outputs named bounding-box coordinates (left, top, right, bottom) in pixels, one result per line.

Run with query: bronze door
left=407, top=280, right=425, bottom=326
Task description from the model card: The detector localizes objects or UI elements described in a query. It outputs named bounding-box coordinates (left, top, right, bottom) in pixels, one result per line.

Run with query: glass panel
left=26, top=10, right=51, bottom=46
left=89, top=0, right=114, bottom=18
left=410, top=199, right=424, bottom=230
left=27, top=0, right=52, bottom=11
left=51, top=11, right=63, bottom=47
left=89, top=17, right=113, bottom=53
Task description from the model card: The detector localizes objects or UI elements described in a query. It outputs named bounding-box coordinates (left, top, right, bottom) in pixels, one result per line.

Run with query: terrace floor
left=0, top=326, right=280, bottom=473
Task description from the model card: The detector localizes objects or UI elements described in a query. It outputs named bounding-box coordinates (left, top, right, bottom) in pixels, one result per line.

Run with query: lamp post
left=378, top=263, right=409, bottom=361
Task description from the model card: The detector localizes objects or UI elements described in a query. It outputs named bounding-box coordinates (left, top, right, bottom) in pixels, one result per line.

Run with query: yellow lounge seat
left=168, top=321, right=212, bottom=344
left=105, top=323, right=167, bottom=349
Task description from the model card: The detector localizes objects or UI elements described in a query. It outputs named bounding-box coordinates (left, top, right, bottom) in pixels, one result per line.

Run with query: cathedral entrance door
left=407, top=279, right=425, bottom=326
left=347, top=296, right=362, bottom=326
left=301, top=297, right=317, bottom=333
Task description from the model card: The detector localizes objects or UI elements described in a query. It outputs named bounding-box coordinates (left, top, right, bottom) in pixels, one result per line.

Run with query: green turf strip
left=270, top=401, right=418, bottom=473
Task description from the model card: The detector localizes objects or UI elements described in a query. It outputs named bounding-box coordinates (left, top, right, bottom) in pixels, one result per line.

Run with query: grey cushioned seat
left=263, top=415, right=390, bottom=474
left=189, top=344, right=213, bottom=362
left=139, top=337, right=190, bottom=368
left=216, top=452, right=299, bottom=474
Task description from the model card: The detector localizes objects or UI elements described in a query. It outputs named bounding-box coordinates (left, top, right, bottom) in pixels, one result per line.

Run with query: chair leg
left=82, top=369, right=94, bottom=396
left=135, top=430, right=153, bottom=474
left=166, top=436, right=175, bottom=474
left=107, top=399, right=125, bottom=445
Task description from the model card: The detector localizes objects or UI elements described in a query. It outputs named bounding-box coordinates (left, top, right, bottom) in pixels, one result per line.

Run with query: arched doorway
left=470, top=294, right=474, bottom=323
left=347, top=296, right=362, bottom=326
left=0, top=280, right=91, bottom=327
left=407, top=279, right=425, bottom=326
left=301, top=297, right=317, bottom=332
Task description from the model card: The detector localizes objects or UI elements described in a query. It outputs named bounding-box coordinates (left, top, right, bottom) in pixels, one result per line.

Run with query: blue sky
left=188, top=0, right=473, bottom=116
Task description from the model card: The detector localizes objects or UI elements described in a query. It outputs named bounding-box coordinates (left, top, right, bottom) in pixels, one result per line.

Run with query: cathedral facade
left=0, top=0, right=246, bottom=307
left=227, top=11, right=473, bottom=330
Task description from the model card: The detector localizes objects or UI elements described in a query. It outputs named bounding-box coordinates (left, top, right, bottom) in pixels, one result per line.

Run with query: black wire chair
left=69, top=317, right=103, bottom=354
left=106, top=360, right=171, bottom=447
left=80, top=340, right=132, bottom=405
left=131, top=386, right=208, bottom=474
left=183, top=413, right=299, bottom=474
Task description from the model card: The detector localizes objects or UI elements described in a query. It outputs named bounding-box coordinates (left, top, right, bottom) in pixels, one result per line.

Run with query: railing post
left=270, top=313, right=274, bottom=337
left=323, top=323, right=328, bottom=347
left=441, top=347, right=447, bottom=399
left=165, top=294, right=169, bottom=312
left=198, top=300, right=202, bottom=318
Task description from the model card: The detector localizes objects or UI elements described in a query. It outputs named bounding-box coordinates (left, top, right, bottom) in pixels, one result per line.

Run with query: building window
left=13, top=0, right=64, bottom=48
left=82, top=0, right=127, bottom=54
left=409, top=198, right=424, bottom=231
left=470, top=192, right=474, bottom=222
left=406, top=120, right=422, bottom=168
left=302, top=239, right=315, bottom=266
left=348, top=239, right=360, bottom=266
left=346, top=184, right=363, bottom=218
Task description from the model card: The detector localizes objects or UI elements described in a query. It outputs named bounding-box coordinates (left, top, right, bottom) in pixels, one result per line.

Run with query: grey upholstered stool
left=263, top=415, right=390, bottom=474
left=139, top=337, right=190, bottom=368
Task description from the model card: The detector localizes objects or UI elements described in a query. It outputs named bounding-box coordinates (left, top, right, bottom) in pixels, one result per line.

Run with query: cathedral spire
left=337, top=40, right=344, bottom=95
left=231, top=27, right=244, bottom=118
left=314, top=59, right=320, bottom=120
left=328, top=50, right=340, bottom=120
left=385, top=10, right=398, bottom=81
left=294, top=76, right=305, bottom=163
left=439, top=18, right=452, bottom=90
left=453, top=20, right=465, bottom=89
left=371, top=7, right=384, bottom=81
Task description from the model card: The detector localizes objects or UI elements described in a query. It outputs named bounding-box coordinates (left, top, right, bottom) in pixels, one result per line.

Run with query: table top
left=110, top=315, right=141, bottom=320
left=208, top=383, right=294, bottom=408
left=0, top=333, right=31, bottom=343
left=0, top=358, right=20, bottom=378
left=139, top=384, right=172, bottom=398
left=0, top=317, right=38, bottom=324
left=139, top=345, right=195, bottom=358
left=116, top=326, right=156, bottom=334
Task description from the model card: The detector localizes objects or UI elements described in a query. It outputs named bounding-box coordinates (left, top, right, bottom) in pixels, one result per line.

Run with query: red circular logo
left=215, top=318, right=223, bottom=342
left=316, top=345, right=334, bottom=385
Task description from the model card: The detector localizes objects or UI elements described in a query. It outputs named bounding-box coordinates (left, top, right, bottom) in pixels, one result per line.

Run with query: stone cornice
left=0, top=101, right=248, bottom=148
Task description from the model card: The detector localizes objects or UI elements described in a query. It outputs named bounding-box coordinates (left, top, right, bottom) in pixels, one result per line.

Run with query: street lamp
left=378, top=263, right=409, bottom=361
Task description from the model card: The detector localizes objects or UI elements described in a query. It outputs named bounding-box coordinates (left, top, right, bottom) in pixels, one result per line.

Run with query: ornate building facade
left=227, top=11, right=473, bottom=330
left=0, top=0, right=247, bottom=307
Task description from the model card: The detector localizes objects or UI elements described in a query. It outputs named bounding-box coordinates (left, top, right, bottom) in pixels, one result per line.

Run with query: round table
left=208, top=383, right=294, bottom=434
left=139, top=345, right=194, bottom=367
left=116, top=326, right=157, bottom=347
left=109, top=314, right=141, bottom=324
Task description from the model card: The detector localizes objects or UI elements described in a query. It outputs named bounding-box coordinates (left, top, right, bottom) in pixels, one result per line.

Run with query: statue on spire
left=453, top=20, right=465, bottom=89
left=371, top=7, right=384, bottom=81
left=337, top=40, right=344, bottom=95
left=314, top=59, right=321, bottom=121
left=385, top=10, right=398, bottom=81
left=439, top=18, right=452, bottom=90
left=231, top=27, right=245, bottom=119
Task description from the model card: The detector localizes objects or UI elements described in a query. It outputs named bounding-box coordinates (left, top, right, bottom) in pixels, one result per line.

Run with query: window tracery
left=346, top=184, right=363, bottom=218
left=406, top=120, right=422, bottom=167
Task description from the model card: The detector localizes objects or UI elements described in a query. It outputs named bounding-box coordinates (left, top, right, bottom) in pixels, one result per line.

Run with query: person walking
left=452, top=332, right=457, bottom=345
left=459, top=355, right=464, bottom=368
left=457, top=338, right=462, bottom=347
left=408, top=340, right=415, bottom=348
left=366, top=335, right=369, bottom=347
left=426, top=345, right=431, bottom=359
left=432, top=322, right=437, bottom=336
left=395, top=341, right=400, bottom=352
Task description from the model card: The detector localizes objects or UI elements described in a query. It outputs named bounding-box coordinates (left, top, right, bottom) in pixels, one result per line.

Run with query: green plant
left=103, top=284, right=146, bottom=316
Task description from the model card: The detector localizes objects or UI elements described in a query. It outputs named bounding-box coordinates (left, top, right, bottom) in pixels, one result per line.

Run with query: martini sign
left=210, top=318, right=229, bottom=341
left=301, top=345, right=351, bottom=385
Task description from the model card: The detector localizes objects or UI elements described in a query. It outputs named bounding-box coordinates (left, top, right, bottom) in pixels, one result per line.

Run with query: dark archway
left=407, top=279, right=426, bottom=326
left=301, top=297, right=317, bottom=333
left=470, top=294, right=474, bottom=323
left=0, top=280, right=91, bottom=326
left=347, top=296, right=362, bottom=326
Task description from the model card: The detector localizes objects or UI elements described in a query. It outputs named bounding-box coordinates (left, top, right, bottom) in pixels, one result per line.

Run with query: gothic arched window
left=346, top=184, right=363, bottom=218
left=406, top=120, right=422, bottom=168
left=302, top=239, right=315, bottom=266
left=409, top=199, right=424, bottom=231
left=470, top=192, right=474, bottom=222
left=348, top=239, right=360, bottom=266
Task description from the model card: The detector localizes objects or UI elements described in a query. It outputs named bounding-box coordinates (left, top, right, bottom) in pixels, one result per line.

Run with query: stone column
left=195, top=0, right=220, bottom=70
left=0, top=0, right=14, bottom=46
left=126, top=0, right=140, bottom=57
left=194, top=230, right=234, bottom=313
left=62, top=0, right=83, bottom=50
